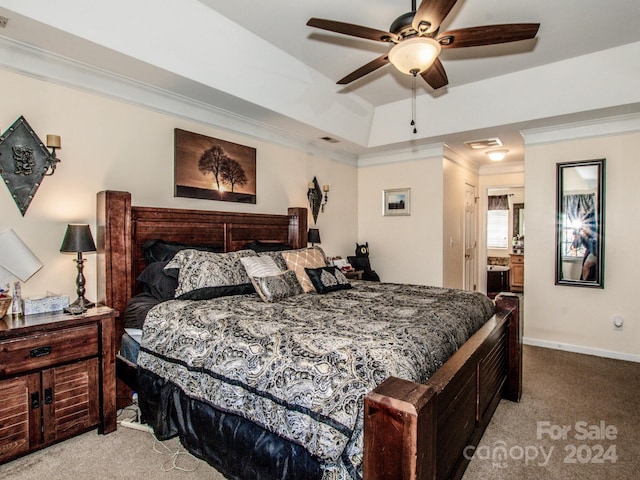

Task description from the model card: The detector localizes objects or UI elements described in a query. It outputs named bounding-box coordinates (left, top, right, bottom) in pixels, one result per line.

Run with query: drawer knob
left=30, top=346, right=52, bottom=358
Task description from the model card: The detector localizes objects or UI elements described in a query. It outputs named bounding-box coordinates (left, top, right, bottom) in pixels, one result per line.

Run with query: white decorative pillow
left=281, top=246, right=327, bottom=293
left=252, top=270, right=303, bottom=302
left=165, top=249, right=256, bottom=297
left=240, top=256, right=282, bottom=278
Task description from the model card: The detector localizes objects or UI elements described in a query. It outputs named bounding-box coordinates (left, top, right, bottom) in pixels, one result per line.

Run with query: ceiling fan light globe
left=388, top=37, right=441, bottom=75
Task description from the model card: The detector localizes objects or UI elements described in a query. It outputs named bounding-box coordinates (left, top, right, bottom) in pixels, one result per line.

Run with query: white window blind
left=487, top=210, right=509, bottom=248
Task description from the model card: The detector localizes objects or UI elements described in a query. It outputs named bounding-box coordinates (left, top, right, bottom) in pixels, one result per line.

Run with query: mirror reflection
left=513, top=203, right=524, bottom=253
left=556, top=159, right=605, bottom=287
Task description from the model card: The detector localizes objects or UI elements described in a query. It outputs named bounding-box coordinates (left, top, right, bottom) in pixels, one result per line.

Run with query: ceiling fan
left=307, top=0, right=540, bottom=89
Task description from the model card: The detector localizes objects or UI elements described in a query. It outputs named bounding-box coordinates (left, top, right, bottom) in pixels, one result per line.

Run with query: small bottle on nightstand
left=11, top=281, right=23, bottom=316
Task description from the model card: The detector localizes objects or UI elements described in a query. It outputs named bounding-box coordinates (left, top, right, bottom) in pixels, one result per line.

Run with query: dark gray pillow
left=142, top=239, right=223, bottom=264
left=242, top=240, right=293, bottom=252
left=137, top=261, right=178, bottom=301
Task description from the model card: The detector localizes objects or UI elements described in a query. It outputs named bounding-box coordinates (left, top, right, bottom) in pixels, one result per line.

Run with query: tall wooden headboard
left=96, top=190, right=307, bottom=339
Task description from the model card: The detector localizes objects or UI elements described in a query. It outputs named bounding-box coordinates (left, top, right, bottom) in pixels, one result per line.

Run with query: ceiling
left=0, top=0, right=639, bottom=168
left=203, top=0, right=638, bottom=106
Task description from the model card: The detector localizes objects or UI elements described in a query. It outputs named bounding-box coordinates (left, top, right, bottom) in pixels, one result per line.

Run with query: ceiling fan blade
left=337, top=54, right=390, bottom=85
left=420, top=58, right=448, bottom=89
left=437, top=23, right=540, bottom=48
left=412, top=0, right=459, bottom=35
left=307, top=18, right=398, bottom=43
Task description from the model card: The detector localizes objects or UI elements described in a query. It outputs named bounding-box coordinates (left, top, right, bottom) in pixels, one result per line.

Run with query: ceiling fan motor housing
left=390, top=11, right=424, bottom=39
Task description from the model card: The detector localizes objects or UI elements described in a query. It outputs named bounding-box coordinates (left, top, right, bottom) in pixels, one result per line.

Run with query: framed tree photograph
left=383, top=188, right=411, bottom=216
left=174, top=128, right=256, bottom=204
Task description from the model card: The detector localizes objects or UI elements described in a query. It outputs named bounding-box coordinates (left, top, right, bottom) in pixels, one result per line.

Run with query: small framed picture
left=383, top=188, right=411, bottom=216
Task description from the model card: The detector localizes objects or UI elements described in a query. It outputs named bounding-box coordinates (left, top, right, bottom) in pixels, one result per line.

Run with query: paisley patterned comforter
left=137, top=282, right=494, bottom=479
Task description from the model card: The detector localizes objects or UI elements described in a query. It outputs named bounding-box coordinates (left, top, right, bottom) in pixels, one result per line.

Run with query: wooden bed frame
left=96, top=190, right=521, bottom=480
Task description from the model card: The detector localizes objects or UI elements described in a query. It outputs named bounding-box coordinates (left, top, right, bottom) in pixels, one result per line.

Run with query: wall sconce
left=321, top=184, right=330, bottom=212
left=307, top=177, right=330, bottom=223
left=45, top=134, right=62, bottom=175
left=0, top=116, right=62, bottom=215
left=60, top=224, right=96, bottom=313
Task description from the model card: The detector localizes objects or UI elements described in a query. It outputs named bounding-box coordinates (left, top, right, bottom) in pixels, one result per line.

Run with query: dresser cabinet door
left=0, top=373, right=40, bottom=463
left=42, top=358, right=100, bottom=444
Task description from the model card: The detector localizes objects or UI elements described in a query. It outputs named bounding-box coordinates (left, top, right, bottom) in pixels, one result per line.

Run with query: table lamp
left=308, top=228, right=321, bottom=246
left=60, top=224, right=96, bottom=313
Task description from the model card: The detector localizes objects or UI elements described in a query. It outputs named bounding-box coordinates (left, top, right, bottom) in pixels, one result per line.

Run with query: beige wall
left=358, top=157, right=444, bottom=285
left=524, top=132, right=640, bottom=359
left=0, top=69, right=358, bottom=303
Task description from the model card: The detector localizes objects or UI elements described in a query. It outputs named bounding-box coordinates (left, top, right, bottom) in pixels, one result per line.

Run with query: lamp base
left=64, top=297, right=94, bottom=314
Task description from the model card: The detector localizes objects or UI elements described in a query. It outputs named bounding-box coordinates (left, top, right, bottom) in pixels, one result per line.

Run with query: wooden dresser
left=0, top=306, right=117, bottom=464
left=509, top=254, right=524, bottom=292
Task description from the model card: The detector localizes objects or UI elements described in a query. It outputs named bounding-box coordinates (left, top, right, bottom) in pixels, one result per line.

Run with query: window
left=487, top=195, right=510, bottom=249
left=487, top=210, right=509, bottom=248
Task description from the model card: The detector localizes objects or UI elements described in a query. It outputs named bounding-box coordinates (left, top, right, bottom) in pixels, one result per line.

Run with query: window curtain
left=488, top=195, right=509, bottom=210
left=563, top=194, right=595, bottom=232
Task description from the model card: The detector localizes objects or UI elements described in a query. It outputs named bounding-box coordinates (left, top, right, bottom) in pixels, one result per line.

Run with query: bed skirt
left=138, top=367, right=323, bottom=480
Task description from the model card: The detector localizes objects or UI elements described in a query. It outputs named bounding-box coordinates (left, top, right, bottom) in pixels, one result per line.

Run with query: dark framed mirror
left=555, top=159, right=605, bottom=288
left=513, top=203, right=524, bottom=253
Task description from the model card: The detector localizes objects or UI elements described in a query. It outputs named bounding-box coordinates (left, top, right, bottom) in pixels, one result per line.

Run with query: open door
left=464, top=183, right=477, bottom=291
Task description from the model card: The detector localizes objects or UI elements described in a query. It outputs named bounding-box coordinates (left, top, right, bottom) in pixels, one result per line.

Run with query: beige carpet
left=1, top=346, right=638, bottom=480
left=463, top=346, right=640, bottom=480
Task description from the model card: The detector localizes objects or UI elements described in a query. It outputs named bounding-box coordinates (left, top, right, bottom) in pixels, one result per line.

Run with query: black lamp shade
left=308, top=228, right=321, bottom=244
left=60, top=224, right=96, bottom=253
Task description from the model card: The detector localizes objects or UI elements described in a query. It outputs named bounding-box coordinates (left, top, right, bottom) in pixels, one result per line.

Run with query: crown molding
left=357, top=142, right=445, bottom=167
left=443, top=145, right=481, bottom=175
left=521, top=112, right=640, bottom=145
left=478, top=162, right=525, bottom=175
left=0, top=36, right=359, bottom=166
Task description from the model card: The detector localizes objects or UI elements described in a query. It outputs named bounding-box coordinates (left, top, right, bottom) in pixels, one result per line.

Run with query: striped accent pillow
left=240, top=256, right=282, bottom=278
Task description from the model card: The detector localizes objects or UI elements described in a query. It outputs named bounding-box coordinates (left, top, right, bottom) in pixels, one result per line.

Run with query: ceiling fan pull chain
left=411, top=70, right=417, bottom=134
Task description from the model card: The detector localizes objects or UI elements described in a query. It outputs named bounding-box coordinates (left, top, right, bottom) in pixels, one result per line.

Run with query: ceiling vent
left=320, top=136, right=339, bottom=143
left=463, top=137, right=503, bottom=150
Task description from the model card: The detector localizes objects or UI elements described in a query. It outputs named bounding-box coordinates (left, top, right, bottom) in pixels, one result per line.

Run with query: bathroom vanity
left=510, top=254, right=524, bottom=292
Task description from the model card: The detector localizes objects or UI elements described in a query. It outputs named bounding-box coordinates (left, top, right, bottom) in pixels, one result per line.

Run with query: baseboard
left=523, top=337, right=640, bottom=363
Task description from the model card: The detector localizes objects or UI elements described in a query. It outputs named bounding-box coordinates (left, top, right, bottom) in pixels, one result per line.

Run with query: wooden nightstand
left=343, top=269, right=364, bottom=280
left=0, top=306, right=117, bottom=464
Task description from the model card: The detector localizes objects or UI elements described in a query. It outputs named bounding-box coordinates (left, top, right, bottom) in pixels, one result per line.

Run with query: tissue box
left=24, top=294, right=70, bottom=315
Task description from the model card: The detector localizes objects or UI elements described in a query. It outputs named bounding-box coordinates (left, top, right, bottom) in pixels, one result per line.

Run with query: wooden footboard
left=363, top=293, right=521, bottom=480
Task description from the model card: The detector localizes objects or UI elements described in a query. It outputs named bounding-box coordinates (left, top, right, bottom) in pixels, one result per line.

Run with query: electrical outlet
left=612, top=315, right=624, bottom=331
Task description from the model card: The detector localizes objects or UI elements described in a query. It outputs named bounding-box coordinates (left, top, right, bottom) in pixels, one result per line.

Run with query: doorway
left=482, top=186, right=524, bottom=296
left=464, top=183, right=477, bottom=291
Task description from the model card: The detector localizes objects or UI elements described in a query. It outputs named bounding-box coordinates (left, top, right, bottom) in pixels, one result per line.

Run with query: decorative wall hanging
left=0, top=116, right=61, bottom=216
left=307, top=176, right=322, bottom=224
left=174, top=128, right=256, bottom=204
left=383, top=188, right=411, bottom=216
